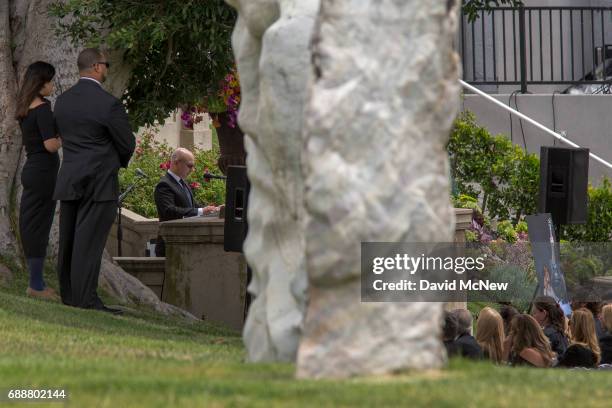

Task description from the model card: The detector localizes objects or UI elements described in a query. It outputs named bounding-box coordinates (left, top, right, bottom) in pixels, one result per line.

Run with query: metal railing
left=460, top=80, right=612, bottom=171
left=460, top=6, right=612, bottom=92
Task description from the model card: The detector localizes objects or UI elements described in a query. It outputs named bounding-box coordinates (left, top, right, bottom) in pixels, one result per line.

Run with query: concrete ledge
left=106, top=208, right=160, bottom=257
left=159, top=217, right=225, bottom=244
left=454, top=208, right=473, bottom=243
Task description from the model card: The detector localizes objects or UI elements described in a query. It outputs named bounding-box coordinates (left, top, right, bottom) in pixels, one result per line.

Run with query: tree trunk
left=0, top=1, right=191, bottom=319
left=0, top=1, right=20, bottom=256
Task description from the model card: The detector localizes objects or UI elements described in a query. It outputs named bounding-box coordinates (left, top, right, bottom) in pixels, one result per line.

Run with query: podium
left=159, top=216, right=247, bottom=331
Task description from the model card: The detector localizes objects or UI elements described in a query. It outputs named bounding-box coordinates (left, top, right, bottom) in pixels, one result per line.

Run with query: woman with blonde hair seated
left=600, top=304, right=612, bottom=365
left=476, top=307, right=505, bottom=363
left=558, top=308, right=601, bottom=368
left=503, top=314, right=554, bottom=367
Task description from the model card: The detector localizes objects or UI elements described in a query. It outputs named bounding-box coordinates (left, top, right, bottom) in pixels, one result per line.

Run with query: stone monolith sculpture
left=296, top=0, right=461, bottom=378
left=225, top=0, right=320, bottom=362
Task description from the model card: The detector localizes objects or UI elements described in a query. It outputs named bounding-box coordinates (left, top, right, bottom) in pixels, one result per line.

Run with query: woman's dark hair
left=15, top=61, right=55, bottom=120
left=499, top=304, right=519, bottom=335
left=510, top=314, right=554, bottom=367
left=584, top=302, right=603, bottom=317
left=533, top=296, right=565, bottom=334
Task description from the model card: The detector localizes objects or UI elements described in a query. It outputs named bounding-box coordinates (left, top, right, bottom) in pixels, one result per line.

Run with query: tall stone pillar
left=296, top=0, right=462, bottom=378
left=225, top=0, right=320, bottom=361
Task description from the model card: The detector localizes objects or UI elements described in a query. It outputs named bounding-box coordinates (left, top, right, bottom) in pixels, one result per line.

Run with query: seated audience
left=503, top=314, right=553, bottom=368
left=558, top=309, right=600, bottom=368
left=532, top=296, right=569, bottom=358
left=450, top=309, right=483, bottom=360
left=571, top=301, right=604, bottom=338
left=476, top=307, right=505, bottom=363
left=154, top=148, right=218, bottom=256
left=499, top=304, right=519, bottom=336
left=597, top=304, right=612, bottom=365
left=584, top=302, right=605, bottom=340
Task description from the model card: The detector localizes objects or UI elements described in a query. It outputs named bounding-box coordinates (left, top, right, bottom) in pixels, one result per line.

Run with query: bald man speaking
left=153, top=148, right=218, bottom=256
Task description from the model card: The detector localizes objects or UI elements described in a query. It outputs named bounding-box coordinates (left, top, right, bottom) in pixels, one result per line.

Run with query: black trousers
left=19, top=154, right=59, bottom=258
left=57, top=196, right=116, bottom=308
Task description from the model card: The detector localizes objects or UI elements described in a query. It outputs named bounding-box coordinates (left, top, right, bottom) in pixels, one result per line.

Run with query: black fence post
left=518, top=5, right=528, bottom=93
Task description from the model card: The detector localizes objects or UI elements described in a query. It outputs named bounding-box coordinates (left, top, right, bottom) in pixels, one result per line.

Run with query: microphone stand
left=203, top=172, right=227, bottom=181
left=117, top=180, right=142, bottom=257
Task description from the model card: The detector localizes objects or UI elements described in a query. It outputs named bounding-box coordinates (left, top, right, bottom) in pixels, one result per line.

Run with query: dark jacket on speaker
left=154, top=171, right=201, bottom=256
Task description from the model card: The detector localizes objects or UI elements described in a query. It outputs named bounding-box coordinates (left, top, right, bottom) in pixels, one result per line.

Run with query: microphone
left=135, top=168, right=148, bottom=178
left=203, top=172, right=227, bottom=180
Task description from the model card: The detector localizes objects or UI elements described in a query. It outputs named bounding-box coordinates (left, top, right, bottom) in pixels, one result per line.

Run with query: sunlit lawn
left=0, top=270, right=610, bottom=407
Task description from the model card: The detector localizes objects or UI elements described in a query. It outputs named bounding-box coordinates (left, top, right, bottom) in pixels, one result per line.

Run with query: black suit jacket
left=53, top=79, right=135, bottom=202
left=451, top=333, right=484, bottom=360
left=154, top=173, right=202, bottom=256
left=154, top=172, right=201, bottom=221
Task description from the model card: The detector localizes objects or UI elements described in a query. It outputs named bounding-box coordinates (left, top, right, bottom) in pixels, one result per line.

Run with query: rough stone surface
left=0, top=263, right=12, bottom=286
left=296, top=0, right=461, bottom=378
left=99, top=252, right=197, bottom=321
left=225, top=0, right=320, bottom=362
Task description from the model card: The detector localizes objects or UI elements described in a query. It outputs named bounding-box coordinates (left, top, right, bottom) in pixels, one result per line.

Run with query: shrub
left=118, top=131, right=226, bottom=219
left=496, top=220, right=518, bottom=243
left=449, top=111, right=611, bottom=243
left=562, top=178, right=612, bottom=242
left=448, top=111, right=539, bottom=222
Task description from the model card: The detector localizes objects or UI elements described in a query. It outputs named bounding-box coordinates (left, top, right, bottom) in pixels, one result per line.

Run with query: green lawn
left=0, top=281, right=611, bottom=407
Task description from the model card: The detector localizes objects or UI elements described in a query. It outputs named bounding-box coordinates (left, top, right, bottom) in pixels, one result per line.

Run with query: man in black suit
left=449, top=309, right=483, bottom=359
left=54, top=48, right=135, bottom=314
left=154, top=147, right=218, bottom=256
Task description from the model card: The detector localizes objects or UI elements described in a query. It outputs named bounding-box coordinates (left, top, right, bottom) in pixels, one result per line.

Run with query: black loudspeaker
left=538, top=147, right=589, bottom=226
left=224, top=165, right=250, bottom=252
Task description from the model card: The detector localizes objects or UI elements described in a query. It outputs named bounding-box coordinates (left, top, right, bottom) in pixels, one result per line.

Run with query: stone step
left=113, top=257, right=165, bottom=299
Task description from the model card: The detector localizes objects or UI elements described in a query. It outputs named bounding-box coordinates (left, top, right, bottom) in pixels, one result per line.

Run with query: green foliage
left=560, top=243, right=612, bottom=298
left=515, top=221, right=528, bottom=234
left=465, top=229, right=479, bottom=242
left=481, top=264, right=536, bottom=312
left=562, top=178, right=612, bottom=242
left=49, top=0, right=236, bottom=128
left=495, top=220, right=517, bottom=243
left=448, top=111, right=539, bottom=223
left=118, top=130, right=225, bottom=219
left=452, top=194, right=481, bottom=213
left=462, top=1, right=524, bottom=22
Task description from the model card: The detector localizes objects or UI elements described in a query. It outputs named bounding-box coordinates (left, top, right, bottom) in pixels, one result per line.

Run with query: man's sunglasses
left=95, top=61, right=110, bottom=68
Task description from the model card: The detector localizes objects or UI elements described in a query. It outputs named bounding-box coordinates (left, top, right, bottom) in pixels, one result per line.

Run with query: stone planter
left=160, top=217, right=248, bottom=330
left=215, top=112, right=246, bottom=175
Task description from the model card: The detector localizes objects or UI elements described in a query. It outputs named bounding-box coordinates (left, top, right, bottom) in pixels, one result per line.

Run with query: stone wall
left=106, top=208, right=159, bottom=258
left=136, top=109, right=213, bottom=151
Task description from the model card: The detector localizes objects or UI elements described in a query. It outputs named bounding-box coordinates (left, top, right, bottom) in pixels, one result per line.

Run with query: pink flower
left=159, top=160, right=171, bottom=170
left=190, top=182, right=201, bottom=189
left=203, top=168, right=211, bottom=182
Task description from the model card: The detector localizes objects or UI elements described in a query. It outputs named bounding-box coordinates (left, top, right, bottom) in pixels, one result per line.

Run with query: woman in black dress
left=15, top=61, right=62, bottom=300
